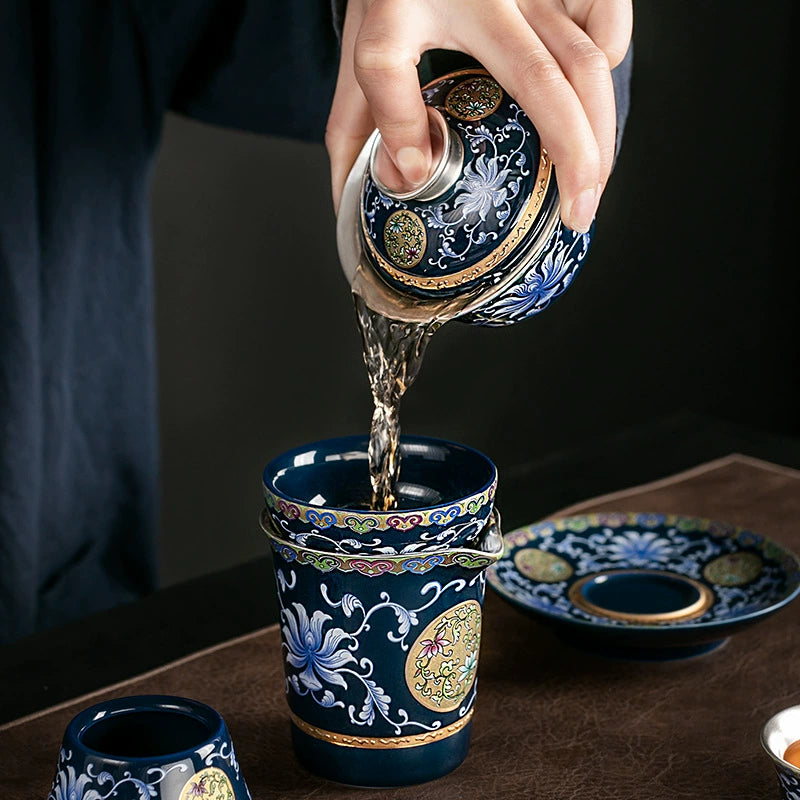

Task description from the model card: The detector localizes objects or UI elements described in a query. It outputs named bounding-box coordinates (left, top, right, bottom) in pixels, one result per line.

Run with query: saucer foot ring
left=556, top=630, right=729, bottom=662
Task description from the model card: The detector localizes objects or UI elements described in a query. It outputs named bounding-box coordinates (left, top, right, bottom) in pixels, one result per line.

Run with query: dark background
left=151, top=0, right=799, bottom=588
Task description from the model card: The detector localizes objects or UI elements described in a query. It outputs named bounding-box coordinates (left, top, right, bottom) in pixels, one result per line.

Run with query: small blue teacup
left=762, top=704, right=800, bottom=799
left=262, top=434, right=497, bottom=555
left=48, top=695, right=250, bottom=800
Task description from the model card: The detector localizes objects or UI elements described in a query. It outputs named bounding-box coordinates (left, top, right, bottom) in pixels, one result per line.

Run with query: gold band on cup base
left=288, top=709, right=473, bottom=750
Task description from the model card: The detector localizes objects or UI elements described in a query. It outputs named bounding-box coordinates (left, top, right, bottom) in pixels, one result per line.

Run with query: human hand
left=325, top=0, right=632, bottom=233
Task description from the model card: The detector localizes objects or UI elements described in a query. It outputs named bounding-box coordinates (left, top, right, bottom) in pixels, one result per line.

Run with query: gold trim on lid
left=288, top=709, right=473, bottom=750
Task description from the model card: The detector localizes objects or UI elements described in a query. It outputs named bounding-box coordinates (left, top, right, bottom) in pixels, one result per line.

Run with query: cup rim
left=761, top=703, right=800, bottom=778
left=63, top=694, right=226, bottom=764
left=262, top=434, right=497, bottom=516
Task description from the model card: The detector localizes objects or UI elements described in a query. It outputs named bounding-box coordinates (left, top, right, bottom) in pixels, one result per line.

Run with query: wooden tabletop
left=3, top=448, right=800, bottom=799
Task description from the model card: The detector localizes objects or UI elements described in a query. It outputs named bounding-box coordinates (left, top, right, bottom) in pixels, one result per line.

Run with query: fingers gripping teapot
left=336, top=64, right=594, bottom=327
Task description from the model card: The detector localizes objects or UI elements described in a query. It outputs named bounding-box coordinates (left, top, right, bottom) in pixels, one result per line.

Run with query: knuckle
left=375, top=116, right=415, bottom=135
left=325, top=118, right=372, bottom=148
left=521, top=54, right=565, bottom=93
left=354, top=35, right=407, bottom=76
left=565, top=39, right=610, bottom=75
left=549, top=140, right=601, bottom=178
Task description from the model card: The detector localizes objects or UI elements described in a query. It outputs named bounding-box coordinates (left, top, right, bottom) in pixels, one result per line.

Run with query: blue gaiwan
left=337, top=65, right=593, bottom=327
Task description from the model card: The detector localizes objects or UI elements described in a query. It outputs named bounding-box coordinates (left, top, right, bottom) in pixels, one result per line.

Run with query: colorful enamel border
left=263, top=477, right=497, bottom=534
left=266, top=531, right=502, bottom=577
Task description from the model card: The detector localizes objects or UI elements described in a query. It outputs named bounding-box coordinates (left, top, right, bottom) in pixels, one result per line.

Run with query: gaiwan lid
left=359, top=68, right=560, bottom=301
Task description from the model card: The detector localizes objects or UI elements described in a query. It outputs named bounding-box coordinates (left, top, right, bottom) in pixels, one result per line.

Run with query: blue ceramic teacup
left=762, top=705, right=800, bottom=799
left=48, top=695, right=250, bottom=800
left=262, top=434, right=497, bottom=555
left=260, top=506, right=503, bottom=787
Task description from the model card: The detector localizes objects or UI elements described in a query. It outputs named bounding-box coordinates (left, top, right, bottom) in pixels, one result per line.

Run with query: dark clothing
left=0, top=0, right=632, bottom=644
left=0, top=0, right=338, bottom=643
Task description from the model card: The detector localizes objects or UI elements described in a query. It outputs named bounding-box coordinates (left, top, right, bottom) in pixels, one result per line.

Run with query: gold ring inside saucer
left=568, top=569, right=715, bottom=625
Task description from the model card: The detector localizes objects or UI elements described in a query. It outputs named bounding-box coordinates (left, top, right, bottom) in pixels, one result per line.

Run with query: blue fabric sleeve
left=134, top=0, right=341, bottom=142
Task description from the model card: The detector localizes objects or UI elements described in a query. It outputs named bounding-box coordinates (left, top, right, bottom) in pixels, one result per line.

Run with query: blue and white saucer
left=487, top=512, right=800, bottom=660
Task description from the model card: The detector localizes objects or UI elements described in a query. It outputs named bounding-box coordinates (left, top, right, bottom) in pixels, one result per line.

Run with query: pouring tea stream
left=339, top=66, right=595, bottom=510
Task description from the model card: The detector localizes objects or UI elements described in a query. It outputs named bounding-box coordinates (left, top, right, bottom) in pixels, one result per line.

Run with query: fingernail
left=395, top=146, right=429, bottom=185
left=567, top=185, right=600, bottom=233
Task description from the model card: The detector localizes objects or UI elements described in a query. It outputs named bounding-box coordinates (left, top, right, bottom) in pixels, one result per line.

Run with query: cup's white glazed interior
left=762, top=704, right=800, bottom=775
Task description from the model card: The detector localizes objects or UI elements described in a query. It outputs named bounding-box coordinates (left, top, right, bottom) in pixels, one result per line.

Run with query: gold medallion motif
left=383, top=210, right=426, bottom=268
left=445, top=76, right=503, bottom=121
left=179, top=767, right=234, bottom=799
left=703, top=552, right=763, bottom=586
left=514, top=549, right=573, bottom=583
left=405, top=600, right=481, bottom=712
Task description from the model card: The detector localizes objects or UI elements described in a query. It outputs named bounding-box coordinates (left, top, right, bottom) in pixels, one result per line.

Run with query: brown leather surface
left=3, top=454, right=799, bottom=799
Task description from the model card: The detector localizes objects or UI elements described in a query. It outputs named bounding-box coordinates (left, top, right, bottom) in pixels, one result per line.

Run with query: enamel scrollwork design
left=48, top=750, right=189, bottom=800
left=275, top=568, right=483, bottom=738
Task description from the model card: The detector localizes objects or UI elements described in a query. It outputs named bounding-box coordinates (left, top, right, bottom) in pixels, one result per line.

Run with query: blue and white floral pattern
left=604, top=530, right=675, bottom=566
left=49, top=750, right=188, bottom=800
left=363, top=104, right=531, bottom=281
left=276, top=567, right=484, bottom=735
left=419, top=113, right=528, bottom=271
left=361, top=70, right=546, bottom=300
left=195, top=740, right=245, bottom=790
left=267, top=511, right=504, bottom=784
left=777, top=767, right=800, bottom=800
left=282, top=603, right=358, bottom=694
left=463, top=225, right=591, bottom=326
left=488, top=513, right=800, bottom=630
left=452, top=153, right=513, bottom=223
left=49, top=721, right=250, bottom=800
left=358, top=68, right=593, bottom=328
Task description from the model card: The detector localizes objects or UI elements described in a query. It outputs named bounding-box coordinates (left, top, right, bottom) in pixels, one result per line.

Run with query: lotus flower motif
left=453, top=154, right=511, bottom=222
left=281, top=602, right=356, bottom=691
left=606, top=531, right=674, bottom=566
